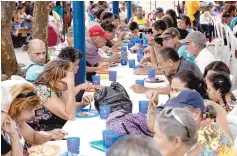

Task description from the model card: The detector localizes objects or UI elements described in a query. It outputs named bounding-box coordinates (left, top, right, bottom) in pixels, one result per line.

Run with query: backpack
left=106, top=109, right=154, bottom=137
left=94, top=82, right=133, bottom=113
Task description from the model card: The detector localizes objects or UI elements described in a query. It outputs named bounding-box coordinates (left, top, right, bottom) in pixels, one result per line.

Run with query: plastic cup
left=121, top=56, right=127, bottom=66
left=109, top=71, right=117, bottom=81
left=92, top=75, right=100, bottom=85
left=99, top=105, right=111, bottom=119
left=139, top=101, right=149, bottom=114
left=67, top=137, right=80, bottom=155
left=128, top=42, right=133, bottom=49
left=135, top=80, right=144, bottom=86
left=139, top=39, right=144, bottom=45
left=137, top=53, right=144, bottom=63
left=129, top=59, right=135, bottom=68
left=103, top=130, right=118, bottom=148
left=121, top=46, right=127, bottom=53
left=148, top=68, right=156, bottom=79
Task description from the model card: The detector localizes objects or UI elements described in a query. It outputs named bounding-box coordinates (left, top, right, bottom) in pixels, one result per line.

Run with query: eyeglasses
left=163, top=108, right=190, bottom=138
left=162, top=36, right=173, bottom=43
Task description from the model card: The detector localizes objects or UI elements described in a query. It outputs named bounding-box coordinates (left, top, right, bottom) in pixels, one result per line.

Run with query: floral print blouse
left=198, top=120, right=236, bottom=156
left=27, top=84, right=66, bottom=131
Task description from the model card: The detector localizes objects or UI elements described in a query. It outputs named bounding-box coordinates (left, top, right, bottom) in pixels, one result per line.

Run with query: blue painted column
left=112, top=1, right=119, bottom=15
left=73, top=1, right=86, bottom=85
left=127, top=1, right=132, bottom=23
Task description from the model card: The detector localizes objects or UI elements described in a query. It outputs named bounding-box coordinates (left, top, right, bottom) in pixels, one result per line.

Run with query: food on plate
left=78, top=112, right=91, bottom=116
left=96, top=70, right=109, bottom=74
left=28, top=145, right=60, bottom=156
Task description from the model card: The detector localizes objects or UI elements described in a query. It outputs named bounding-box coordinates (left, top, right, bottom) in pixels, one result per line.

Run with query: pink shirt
left=86, top=37, right=101, bottom=66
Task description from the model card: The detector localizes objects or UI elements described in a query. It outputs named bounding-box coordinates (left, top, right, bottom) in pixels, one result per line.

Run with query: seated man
left=66, top=26, right=110, bottom=81
left=177, top=15, right=192, bottom=39
left=128, top=6, right=149, bottom=30
left=1, top=86, right=23, bottom=156
left=25, top=39, right=46, bottom=82
left=86, top=25, right=122, bottom=81
left=131, top=47, right=202, bottom=94
left=180, top=31, right=216, bottom=73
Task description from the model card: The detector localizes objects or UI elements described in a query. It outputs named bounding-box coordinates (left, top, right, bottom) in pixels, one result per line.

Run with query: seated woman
left=150, top=90, right=236, bottom=156
left=7, top=83, right=67, bottom=155
left=28, top=59, right=93, bottom=131
left=154, top=107, right=216, bottom=156
left=206, top=72, right=237, bottom=113
left=1, top=86, right=23, bottom=156
left=203, top=61, right=230, bottom=79
left=147, top=70, right=233, bottom=140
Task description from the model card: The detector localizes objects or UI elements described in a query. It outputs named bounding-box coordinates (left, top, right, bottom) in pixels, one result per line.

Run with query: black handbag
left=94, top=82, right=133, bottom=113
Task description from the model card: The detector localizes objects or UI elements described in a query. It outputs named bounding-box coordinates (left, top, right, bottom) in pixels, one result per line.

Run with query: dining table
left=45, top=45, right=170, bottom=156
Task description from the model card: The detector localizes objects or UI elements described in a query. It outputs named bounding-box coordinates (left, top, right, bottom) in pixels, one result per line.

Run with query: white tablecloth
left=46, top=52, right=169, bottom=156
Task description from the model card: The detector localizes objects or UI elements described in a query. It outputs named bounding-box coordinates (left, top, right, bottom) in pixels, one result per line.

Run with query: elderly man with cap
left=86, top=25, right=122, bottom=81
left=180, top=31, right=215, bottom=73
left=25, top=39, right=47, bottom=82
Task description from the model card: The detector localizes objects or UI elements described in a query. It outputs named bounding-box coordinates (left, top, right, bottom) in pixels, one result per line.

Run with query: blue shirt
left=25, top=61, right=45, bottom=81
left=178, top=45, right=196, bottom=62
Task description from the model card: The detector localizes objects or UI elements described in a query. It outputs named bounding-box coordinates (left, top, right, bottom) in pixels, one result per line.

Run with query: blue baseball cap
left=159, top=90, right=205, bottom=112
left=152, top=7, right=164, bottom=14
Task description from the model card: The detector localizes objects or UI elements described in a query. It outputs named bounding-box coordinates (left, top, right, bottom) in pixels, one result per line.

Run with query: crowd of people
left=1, top=1, right=237, bottom=156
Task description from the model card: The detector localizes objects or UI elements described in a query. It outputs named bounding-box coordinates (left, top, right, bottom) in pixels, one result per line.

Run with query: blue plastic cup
left=121, top=56, right=127, bottom=66
left=128, top=59, right=135, bottom=68
left=148, top=68, right=156, bottom=79
left=139, top=39, right=144, bottom=44
left=138, top=48, right=144, bottom=54
left=139, top=101, right=149, bottom=114
left=92, top=75, right=100, bottom=85
left=99, top=105, right=111, bottom=119
left=103, top=130, right=118, bottom=148
left=137, top=53, right=144, bottom=62
left=109, top=71, right=117, bottom=81
left=136, top=80, right=144, bottom=86
left=121, top=46, right=127, bottom=53
left=67, top=137, right=80, bottom=155
left=128, top=42, right=133, bottom=49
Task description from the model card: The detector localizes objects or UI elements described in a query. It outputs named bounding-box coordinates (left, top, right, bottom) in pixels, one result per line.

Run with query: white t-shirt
left=195, top=48, right=216, bottom=73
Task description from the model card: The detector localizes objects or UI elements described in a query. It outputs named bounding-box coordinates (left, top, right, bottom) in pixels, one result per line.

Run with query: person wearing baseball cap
left=158, top=27, right=191, bottom=62
left=179, top=31, right=215, bottom=73
left=147, top=90, right=236, bottom=156
left=86, top=25, right=122, bottom=81
left=152, top=7, right=164, bottom=20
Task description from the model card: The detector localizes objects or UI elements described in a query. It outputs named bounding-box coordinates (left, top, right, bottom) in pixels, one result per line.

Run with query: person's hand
left=78, top=81, right=93, bottom=90
left=146, top=90, right=159, bottom=104
left=139, top=56, right=151, bottom=64
left=2, top=115, right=17, bottom=136
left=147, top=34, right=154, bottom=45
left=110, top=53, right=122, bottom=63
left=118, top=32, right=127, bottom=41
left=102, top=46, right=110, bottom=53
left=98, top=62, right=110, bottom=71
left=81, top=95, right=93, bottom=106
left=50, top=129, right=68, bottom=140
left=134, top=67, right=149, bottom=75
left=148, top=100, right=158, bottom=113
left=143, top=47, right=150, bottom=55
left=61, top=71, right=74, bottom=90
left=130, top=84, right=148, bottom=94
